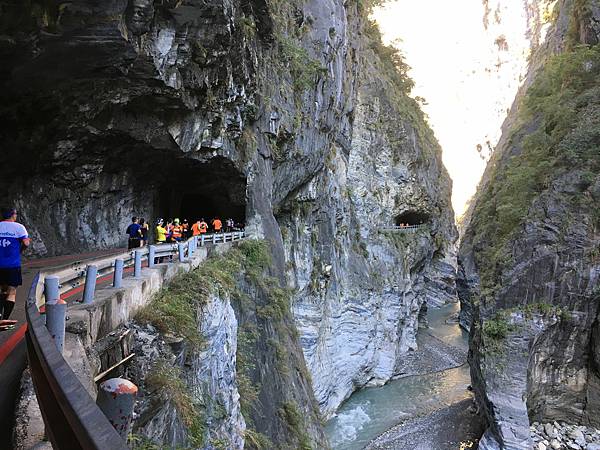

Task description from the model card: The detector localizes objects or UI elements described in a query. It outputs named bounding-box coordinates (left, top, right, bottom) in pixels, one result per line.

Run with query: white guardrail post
left=134, top=250, right=142, bottom=277
left=113, top=259, right=124, bottom=288
left=178, top=242, right=185, bottom=262
left=82, top=265, right=98, bottom=304
left=44, top=275, right=66, bottom=354
left=188, top=238, right=195, bottom=257
left=148, top=245, right=156, bottom=268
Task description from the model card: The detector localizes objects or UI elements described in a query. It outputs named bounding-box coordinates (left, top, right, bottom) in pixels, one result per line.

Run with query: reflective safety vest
left=212, top=219, right=222, bottom=230
left=172, top=225, right=183, bottom=239
left=191, top=223, right=201, bottom=236
left=199, top=222, right=208, bottom=233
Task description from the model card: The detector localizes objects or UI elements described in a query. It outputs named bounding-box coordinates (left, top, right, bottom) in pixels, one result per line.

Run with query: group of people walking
left=126, top=216, right=242, bottom=249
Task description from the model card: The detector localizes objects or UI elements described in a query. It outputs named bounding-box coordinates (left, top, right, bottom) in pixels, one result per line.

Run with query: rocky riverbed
left=531, top=422, right=600, bottom=450
left=366, top=398, right=484, bottom=450
left=326, top=302, right=485, bottom=450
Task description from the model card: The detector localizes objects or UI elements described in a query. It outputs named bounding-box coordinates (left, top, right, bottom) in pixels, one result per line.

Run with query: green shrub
left=145, top=361, right=205, bottom=447
left=244, top=429, right=273, bottom=450
left=237, top=325, right=260, bottom=420
left=136, top=273, right=208, bottom=350
left=279, top=402, right=312, bottom=450
left=471, top=43, right=600, bottom=293
left=237, top=15, right=257, bottom=39
left=482, top=316, right=511, bottom=341
left=278, top=36, right=327, bottom=94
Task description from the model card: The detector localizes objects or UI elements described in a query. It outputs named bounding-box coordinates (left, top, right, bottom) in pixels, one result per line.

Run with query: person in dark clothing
left=182, top=219, right=190, bottom=239
left=139, top=218, right=149, bottom=246
left=126, top=217, right=142, bottom=249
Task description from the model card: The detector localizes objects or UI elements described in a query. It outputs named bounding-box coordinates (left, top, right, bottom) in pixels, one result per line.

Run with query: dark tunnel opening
left=395, top=211, right=430, bottom=227
left=0, top=130, right=248, bottom=255
left=155, top=156, right=247, bottom=226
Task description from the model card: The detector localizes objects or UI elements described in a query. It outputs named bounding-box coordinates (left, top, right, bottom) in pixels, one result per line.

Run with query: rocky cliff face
left=459, top=1, right=600, bottom=448
left=1, top=0, right=456, bottom=447
left=279, top=36, right=456, bottom=415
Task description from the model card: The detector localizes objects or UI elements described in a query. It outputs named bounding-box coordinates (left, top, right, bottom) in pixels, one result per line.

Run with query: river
left=325, top=302, right=471, bottom=450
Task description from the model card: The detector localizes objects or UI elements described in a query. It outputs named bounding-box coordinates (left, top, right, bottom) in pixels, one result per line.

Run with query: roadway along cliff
left=459, top=0, right=600, bottom=448
left=1, top=0, right=456, bottom=447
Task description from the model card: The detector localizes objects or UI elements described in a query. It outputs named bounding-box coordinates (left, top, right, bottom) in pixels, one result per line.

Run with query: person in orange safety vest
left=171, top=218, right=183, bottom=241
left=212, top=217, right=223, bottom=233
left=199, top=219, right=208, bottom=234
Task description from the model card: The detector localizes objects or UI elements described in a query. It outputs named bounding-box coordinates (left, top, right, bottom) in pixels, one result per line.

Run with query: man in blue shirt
left=126, top=217, right=142, bottom=249
left=0, top=207, right=30, bottom=322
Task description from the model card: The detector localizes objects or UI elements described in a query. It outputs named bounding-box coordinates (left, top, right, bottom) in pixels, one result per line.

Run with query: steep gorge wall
left=1, top=0, right=456, bottom=447
left=279, top=31, right=456, bottom=414
left=459, top=1, right=600, bottom=448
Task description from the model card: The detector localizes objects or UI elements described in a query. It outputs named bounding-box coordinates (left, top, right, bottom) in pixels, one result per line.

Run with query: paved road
left=0, top=248, right=126, bottom=449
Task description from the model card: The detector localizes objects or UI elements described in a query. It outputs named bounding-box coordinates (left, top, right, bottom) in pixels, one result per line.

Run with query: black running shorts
left=0, top=267, right=22, bottom=287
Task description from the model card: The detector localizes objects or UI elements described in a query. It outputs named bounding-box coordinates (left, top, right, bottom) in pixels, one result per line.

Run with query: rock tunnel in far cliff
left=395, top=211, right=430, bottom=227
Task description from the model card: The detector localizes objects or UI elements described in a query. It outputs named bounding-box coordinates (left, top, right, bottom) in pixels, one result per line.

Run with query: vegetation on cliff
left=137, top=240, right=322, bottom=449
left=470, top=39, right=600, bottom=297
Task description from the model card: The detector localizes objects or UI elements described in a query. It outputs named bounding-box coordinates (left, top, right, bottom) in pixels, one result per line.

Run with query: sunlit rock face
left=460, top=1, right=600, bottom=449
left=1, top=0, right=456, bottom=444
left=279, top=38, right=456, bottom=417
left=374, top=0, right=557, bottom=217
left=459, top=0, right=562, bottom=331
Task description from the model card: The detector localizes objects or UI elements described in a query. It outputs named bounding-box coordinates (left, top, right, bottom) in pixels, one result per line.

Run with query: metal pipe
left=45, top=276, right=66, bottom=353
left=134, top=250, right=142, bottom=277
left=148, top=246, right=156, bottom=268
left=96, top=378, right=138, bottom=439
left=178, top=243, right=185, bottom=262
left=44, top=275, right=60, bottom=304
left=113, top=259, right=124, bottom=288
left=45, top=301, right=66, bottom=354
left=82, top=265, right=98, bottom=304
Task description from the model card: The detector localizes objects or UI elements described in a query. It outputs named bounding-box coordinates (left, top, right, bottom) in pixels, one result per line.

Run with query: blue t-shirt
left=0, top=221, right=29, bottom=268
left=126, top=223, right=141, bottom=239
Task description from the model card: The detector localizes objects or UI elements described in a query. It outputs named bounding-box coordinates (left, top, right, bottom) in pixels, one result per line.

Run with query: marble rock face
left=2, top=0, right=456, bottom=446
left=459, top=1, right=600, bottom=448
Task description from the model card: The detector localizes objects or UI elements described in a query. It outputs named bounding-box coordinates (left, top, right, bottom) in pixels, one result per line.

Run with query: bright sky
left=373, top=0, right=535, bottom=217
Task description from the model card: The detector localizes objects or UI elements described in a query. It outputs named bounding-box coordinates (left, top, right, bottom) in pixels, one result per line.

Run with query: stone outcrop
left=129, top=292, right=245, bottom=449
left=459, top=1, right=600, bottom=448
left=1, top=0, right=456, bottom=446
left=530, top=421, right=600, bottom=449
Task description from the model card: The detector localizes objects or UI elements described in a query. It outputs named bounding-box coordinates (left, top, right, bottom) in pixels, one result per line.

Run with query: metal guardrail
left=31, top=231, right=246, bottom=309
left=381, top=224, right=427, bottom=232
left=25, top=231, right=245, bottom=449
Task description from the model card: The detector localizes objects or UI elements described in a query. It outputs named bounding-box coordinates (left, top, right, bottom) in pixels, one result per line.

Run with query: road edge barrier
left=24, top=231, right=245, bottom=449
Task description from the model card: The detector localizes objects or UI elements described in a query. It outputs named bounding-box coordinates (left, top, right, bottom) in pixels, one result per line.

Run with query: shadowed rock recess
left=1, top=0, right=456, bottom=448
left=459, top=0, right=600, bottom=449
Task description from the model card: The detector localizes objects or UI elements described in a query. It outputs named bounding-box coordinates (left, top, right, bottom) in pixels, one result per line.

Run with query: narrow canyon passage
left=325, top=302, right=483, bottom=449
left=4, top=0, right=599, bottom=448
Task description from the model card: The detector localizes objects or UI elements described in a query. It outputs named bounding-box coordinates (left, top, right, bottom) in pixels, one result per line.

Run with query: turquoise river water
left=325, top=303, right=470, bottom=450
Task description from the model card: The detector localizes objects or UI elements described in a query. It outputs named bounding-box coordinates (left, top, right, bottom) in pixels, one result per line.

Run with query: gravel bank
left=365, top=398, right=485, bottom=450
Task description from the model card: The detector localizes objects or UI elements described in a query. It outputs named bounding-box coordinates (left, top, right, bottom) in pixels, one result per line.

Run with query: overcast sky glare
left=372, top=0, right=535, bottom=217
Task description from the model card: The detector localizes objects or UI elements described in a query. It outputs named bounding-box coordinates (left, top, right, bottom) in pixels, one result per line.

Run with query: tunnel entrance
left=395, top=211, right=430, bottom=227
left=177, top=193, right=245, bottom=223
left=155, top=156, right=247, bottom=226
